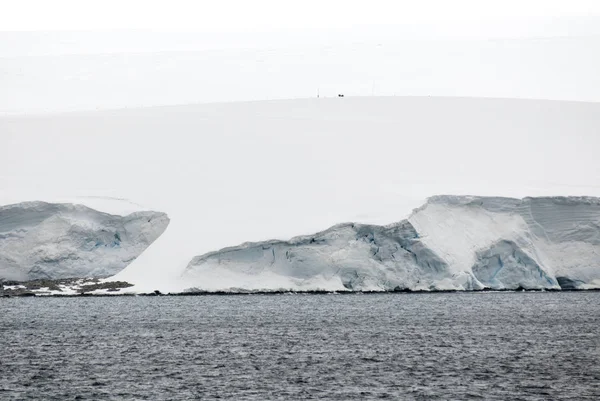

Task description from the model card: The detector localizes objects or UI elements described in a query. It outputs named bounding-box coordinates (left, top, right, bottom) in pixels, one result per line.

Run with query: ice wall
left=410, top=196, right=600, bottom=289
left=183, top=196, right=600, bottom=291
left=184, top=221, right=481, bottom=292
left=0, top=202, right=169, bottom=281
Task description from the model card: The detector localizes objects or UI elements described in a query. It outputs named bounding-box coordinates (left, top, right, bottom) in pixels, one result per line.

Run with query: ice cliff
left=0, top=202, right=169, bottom=281
left=3, top=196, right=598, bottom=291
left=183, top=196, right=600, bottom=291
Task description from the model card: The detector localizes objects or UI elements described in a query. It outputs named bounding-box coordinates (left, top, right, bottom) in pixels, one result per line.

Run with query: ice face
left=183, top=221, right=464, bottom=292
left=471, top=240, right=558, bottom=290
left=412, top=196, right=600, bottom=289
left=0, top=202, right=169, bottom=281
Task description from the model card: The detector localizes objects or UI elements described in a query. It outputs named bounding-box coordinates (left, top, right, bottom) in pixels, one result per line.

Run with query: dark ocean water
left=1, top=292, right=599, bottom=400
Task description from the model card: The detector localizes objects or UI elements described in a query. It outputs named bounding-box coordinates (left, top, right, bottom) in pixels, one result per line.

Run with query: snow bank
left=0, top=201, right=169, bottom=281
left=183, top=196, right=600, bottom=291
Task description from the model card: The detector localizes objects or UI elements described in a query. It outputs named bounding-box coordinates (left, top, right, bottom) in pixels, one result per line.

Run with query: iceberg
left=0, top=201, right=169, bottom=281
left=183, top=196, right=600, bottom=292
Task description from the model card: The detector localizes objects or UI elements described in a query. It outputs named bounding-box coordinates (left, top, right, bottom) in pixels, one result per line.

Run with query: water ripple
left=1, top=292, right=599, bottom=400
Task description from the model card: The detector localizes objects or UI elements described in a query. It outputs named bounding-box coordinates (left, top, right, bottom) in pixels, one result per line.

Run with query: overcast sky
left=2, top=0, right=600, bottom=33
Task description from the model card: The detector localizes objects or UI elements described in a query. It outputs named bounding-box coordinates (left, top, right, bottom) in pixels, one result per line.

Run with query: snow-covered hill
left=0, top=202, right=169, bottom=281
left=2, top=97, right=600, bottom=292
left=183, top=196, right=600, bottom=292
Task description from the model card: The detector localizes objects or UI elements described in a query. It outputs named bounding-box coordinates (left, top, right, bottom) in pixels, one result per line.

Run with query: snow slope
left=183, top=196, right=600, bottom=291
left=0, top=201, right=169, bottom=281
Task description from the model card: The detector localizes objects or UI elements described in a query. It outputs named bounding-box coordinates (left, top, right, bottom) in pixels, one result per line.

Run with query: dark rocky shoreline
left=2, top=278, right=599, bottom=298
left=0, top=278, right=133, bottom=297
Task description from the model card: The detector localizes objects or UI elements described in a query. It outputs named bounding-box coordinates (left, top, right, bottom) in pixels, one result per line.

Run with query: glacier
left=183, top=196, right=600, bottom=292
left=0, top=201, right=169, bottom=281
left=2, top=96, right=600, bottom=293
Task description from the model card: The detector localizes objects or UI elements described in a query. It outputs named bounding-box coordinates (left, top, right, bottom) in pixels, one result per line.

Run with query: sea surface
left=1, top=292, right=599, bottom=400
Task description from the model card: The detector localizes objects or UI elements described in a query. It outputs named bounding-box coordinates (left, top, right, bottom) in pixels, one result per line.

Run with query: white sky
left=1, top=0, right=599, bottom=32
